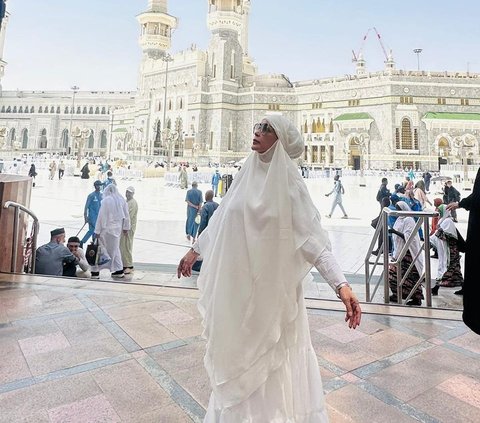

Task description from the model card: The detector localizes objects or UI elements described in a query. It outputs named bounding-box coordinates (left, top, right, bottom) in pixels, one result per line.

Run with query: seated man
left=35, top=228, right=78, bottom=276
left=63, top=236, right=90, bottom=277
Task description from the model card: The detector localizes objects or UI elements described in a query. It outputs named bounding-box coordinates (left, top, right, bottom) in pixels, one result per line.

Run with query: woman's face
left=251, top=119, right=278, bottom=154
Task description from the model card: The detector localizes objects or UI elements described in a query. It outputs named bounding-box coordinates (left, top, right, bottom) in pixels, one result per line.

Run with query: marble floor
left=1, top=171, right=476, bottom=421
left=0, top=272, right=478, bottom=423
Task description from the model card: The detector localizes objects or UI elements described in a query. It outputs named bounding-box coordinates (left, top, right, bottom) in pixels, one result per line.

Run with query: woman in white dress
left=177, top=115, right=362, bottom=422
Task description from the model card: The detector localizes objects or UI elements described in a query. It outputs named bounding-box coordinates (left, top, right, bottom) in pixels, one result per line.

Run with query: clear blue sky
left=3, top=0, right=480, bottom=91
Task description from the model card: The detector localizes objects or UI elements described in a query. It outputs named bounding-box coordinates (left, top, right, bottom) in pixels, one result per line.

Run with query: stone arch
left=61, top=129, right=69, bottom=149
left=88, top=130, right=95, bottom=148
left=100, top=130, right=108, bottom=149
left=437, top=135, right=451, bottom=157
left=9, top=127, right=16, bottom=145
left=39, top=128, right=48, bottom=149
left=21, top=129, right=29, bottom=149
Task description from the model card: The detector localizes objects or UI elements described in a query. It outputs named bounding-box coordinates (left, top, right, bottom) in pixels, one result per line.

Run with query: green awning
left=423, top=112, right=480, bottom=121
left=333, top=113, right=373, bottom=121
left=112, top=128, right=128, bottom=133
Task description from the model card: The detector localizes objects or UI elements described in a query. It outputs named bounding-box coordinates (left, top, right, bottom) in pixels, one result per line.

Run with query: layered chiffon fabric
left=203, top=290, right=328, bottom=423
left=193, top=116, right=334, bottom=422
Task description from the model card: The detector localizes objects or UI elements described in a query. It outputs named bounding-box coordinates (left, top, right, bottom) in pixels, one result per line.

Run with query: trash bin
left=220, top=174, right=233, bottom=197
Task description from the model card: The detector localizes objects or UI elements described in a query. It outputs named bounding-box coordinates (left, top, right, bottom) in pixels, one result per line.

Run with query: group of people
left=374, top=174, right=465, bottom=306
left=35, top=181, right=138, bottom=279
left=48, top=160, right=66, bottom=180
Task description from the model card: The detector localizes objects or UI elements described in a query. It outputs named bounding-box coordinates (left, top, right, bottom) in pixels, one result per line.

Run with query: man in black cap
left=35, top=228, right=79, bottom=276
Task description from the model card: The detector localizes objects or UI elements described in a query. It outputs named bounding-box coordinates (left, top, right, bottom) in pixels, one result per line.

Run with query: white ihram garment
left=94, top=185, right=130, bottom=273
left=192, top=115, right=347, bottom=422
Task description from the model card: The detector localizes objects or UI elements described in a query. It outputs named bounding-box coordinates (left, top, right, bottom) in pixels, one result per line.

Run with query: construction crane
left=352, top=27, right=390, bottom=63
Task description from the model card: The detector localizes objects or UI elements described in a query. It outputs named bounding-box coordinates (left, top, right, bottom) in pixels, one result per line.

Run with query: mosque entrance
left=348, top=138, right=361, bottom=170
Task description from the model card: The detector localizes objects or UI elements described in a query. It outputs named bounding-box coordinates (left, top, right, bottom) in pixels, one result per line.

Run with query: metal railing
left=3, top=201, right=40, bottom=274
left=365, top=208, right=438, bottom=307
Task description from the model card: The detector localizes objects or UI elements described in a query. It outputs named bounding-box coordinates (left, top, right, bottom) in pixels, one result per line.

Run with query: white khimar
left=196, top=115, right=331, bottom=421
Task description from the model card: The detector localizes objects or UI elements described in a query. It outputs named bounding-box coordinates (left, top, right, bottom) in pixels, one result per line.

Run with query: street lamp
left=161, top=53, right=174, bottom=169
left=413, top=49, right=423, bottom=71
left=69, top=85, right=79, bottom=157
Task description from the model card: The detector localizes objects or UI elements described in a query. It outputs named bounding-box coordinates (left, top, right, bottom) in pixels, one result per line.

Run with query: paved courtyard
left=1, top=168, right=478, bottom=422
left=0, top=272, right=478, bottom=423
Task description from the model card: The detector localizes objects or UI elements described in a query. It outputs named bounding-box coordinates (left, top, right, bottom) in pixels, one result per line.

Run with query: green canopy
left=423, top=112, right=480, bottom=121
left=333, top=113, right=373, bottom=121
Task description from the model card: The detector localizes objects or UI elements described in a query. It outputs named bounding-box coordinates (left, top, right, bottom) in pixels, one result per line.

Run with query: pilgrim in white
left=178, top=115, right=362, bottom=422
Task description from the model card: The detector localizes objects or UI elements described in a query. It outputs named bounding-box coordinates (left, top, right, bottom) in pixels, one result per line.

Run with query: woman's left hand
left=177, top=249, right=200, bottom=278
left=339, top=286, right=362, bottom=329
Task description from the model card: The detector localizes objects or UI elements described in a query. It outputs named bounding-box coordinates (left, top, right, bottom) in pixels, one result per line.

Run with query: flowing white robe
left=94, top=186, right=130, bottom=272
left=192, top=115, right=347, bottom=422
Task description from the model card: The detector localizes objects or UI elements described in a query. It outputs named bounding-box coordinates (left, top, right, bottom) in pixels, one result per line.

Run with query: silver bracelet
left=336, top=282, right=351, bottom=298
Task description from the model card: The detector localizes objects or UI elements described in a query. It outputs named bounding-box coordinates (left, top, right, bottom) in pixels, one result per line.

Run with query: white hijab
left=437, top=204, right=457, bottom=238
left=393, top=201, right=424, bottom=273
left=196, top=115, right=330, bottom=408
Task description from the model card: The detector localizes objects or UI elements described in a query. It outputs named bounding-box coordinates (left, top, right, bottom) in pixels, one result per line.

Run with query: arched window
left=12, top=106, right=17, bottom=113
left=89, top=107, right=94, bottom=114
left=50, top=106, right=55, bottom=113
left=30, top=106, right=34, bottom=113
left=158, top=101, right=162, bottom=111
left=312, top=119, right=317, bottom=133
left=168, top=99, right=172, bottom=110
left=1, top=106, right=4, bottom=112
left=82, top=106, right=87, bottom=114
left=154, top=120, right=162, bottom=147
left=303, top=120, right=308, bottom=133
left=77, top=106, right=81, bottom=114
left=25, top=106, right=29, bottom=114
left=100, top=130, right=108, bottom=149
left=88, top=131, right=94, bottom=148
left=179, top=97, right=183, bottom=109
left=64, top=106, right=69, bottom=114
left=401, top=118, right=413, bottom=149
left=38, top=106, right=43, bottom=113
left=9, top=128, right=16, bottom=144
left=438, top=137, right=450, bottom=157
left=101, top=107, right=106, bottom=114
left=6, top=106, right=11, bottom=112
left=22, top=129, right=29, bottom=149
left=44, top=106, right=49, bottom=113
left=19, top=106, right=23, bottom=113
left=39, top=129, right=48, bottom=149
left=95, top=107, right=100, bottom=114
left=62, top=129, right=69, bottom=148
left=56, top=106, right=60, bottom=114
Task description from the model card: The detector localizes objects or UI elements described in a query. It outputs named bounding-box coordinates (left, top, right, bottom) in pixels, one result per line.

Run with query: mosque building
left=1, top=0, right=480, bottom=171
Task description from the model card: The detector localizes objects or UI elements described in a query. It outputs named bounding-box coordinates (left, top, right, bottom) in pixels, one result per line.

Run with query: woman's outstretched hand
left=177, top=249, right=200, bottom=278
left=339, top=286, right=362, bottom=329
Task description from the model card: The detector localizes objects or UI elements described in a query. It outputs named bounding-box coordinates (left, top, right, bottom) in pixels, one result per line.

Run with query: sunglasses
left=253, top=123, right=275, bottom=134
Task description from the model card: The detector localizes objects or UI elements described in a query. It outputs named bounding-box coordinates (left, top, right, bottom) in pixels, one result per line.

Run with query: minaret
left=137, top=0, right=177, bottom=59
left=0, top=0, right=9, bottom=87
left=207, top=0, right=247, bottom=82
left=385, top=49, right=396, bottom=74
left=356, top=52, right=366, bottom=76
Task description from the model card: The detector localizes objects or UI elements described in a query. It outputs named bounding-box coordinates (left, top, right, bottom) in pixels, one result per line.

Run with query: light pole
left=69, top=85, right=79, bottom=157
left=413, top=48, right=423, bottom=71
left=161, top=53, right=174, bottom=169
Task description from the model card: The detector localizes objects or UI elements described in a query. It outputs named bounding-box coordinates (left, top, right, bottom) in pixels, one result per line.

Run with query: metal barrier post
left=383, top=210, right=390, bottom=303
left=423, top=216, right=432, bottom=307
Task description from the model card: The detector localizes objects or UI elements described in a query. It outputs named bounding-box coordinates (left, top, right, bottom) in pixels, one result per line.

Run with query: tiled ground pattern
left=0, top=276, right=478, bottom=423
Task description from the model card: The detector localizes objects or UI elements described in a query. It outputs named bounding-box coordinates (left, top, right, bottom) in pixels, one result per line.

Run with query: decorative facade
left=2, top=0, right=480, bottom=170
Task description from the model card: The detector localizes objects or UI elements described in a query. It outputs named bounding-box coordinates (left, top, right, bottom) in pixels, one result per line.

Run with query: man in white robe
left=92, top=184, right=130, bottom=279
left=177, top=115, right=361, bottom=422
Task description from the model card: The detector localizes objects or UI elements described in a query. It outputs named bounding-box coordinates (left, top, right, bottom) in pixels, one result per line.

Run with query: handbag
left=86, top=239, right=111, bottom=266
left=195, top=213, right=201, bottom=225
left=86, top=240, right=99, bottom=265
